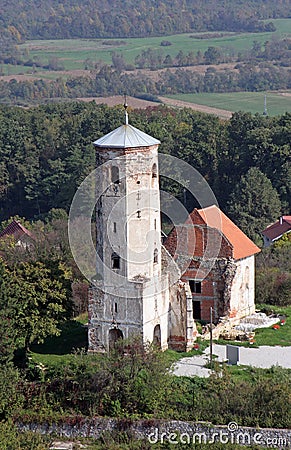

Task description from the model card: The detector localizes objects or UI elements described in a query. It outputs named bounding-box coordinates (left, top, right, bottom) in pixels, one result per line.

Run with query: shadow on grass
left=31, top=320, right=88, bottom=355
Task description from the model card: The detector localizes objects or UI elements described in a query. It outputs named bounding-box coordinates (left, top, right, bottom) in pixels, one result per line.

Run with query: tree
left=204, top=46, right=223, bottom=64
left=0, top=261, right=16, bottom=364
left=227, top=167, right=281, bottom=243
left=0, top=260, right=71, bottom=356
left=256, top=238, right=291, bottom=306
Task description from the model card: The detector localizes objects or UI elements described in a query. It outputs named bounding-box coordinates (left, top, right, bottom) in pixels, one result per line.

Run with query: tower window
left=137, top=210, right=141, bottom=218
left=113, top=222, right=117, bottom=233
left=189, top=280, right=202, bottom=294
left=154, top=218, right=157, bottom=230
left=111, top=166, right=119, bottom=184
left=151, top=163, right=157, bottom=188
left=153, top=248, right=158, bottom=264
left=114, top=302, right=118, bottom=313
left=111, top=252, right=120, bottom=269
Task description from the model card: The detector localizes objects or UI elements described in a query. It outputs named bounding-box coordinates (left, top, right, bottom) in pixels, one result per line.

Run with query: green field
left=166, top=91, right=291, bottom=116
left=18, top=18, right=291, bottom=71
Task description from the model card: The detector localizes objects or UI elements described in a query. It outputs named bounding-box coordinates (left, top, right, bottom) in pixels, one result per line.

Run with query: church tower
left=88, top=105, right=170, bottom=351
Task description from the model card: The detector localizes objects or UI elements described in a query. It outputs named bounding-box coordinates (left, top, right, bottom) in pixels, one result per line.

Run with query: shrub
left=0, top=421, right=50, bottom=450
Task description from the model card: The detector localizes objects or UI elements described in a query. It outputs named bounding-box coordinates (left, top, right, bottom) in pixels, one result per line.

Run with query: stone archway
left=153, top=324, right=161, bottom=349
left=108, top=328, right=123, bottom=350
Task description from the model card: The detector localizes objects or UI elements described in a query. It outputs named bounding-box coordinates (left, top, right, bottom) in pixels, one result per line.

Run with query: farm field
left=9, top=18, right=291, bottom=74
left=164, top=91, right=291, bottom=116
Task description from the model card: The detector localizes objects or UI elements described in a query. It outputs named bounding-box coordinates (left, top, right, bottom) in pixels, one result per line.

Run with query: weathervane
left=124, top=93, right=129, bottom=125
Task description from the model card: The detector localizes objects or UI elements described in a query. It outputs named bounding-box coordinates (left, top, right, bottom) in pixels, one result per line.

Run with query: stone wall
left=18, top=418, right=291, bottom=448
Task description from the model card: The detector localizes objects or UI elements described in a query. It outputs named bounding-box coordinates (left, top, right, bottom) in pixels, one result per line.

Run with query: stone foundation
left=18, top=418, right=291, bottom=448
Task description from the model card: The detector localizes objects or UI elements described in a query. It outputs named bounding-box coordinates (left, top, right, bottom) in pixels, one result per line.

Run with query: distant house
left=262, top=216, right=291, bottom=247
left=0, top=220, right=34, bottom=249
left=164, top=205, right=261, bottom=324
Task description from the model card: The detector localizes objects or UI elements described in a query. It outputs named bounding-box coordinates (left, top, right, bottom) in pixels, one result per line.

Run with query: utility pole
left=210, top=306, right=213, bottom=368
left=263, top=94, right=268, bottom=116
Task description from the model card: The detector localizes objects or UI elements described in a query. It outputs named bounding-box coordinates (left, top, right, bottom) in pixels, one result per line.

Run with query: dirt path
left=76, top=95, right=159, bottom=109
left=77, top=95, right=233, bottom=118
left=159, top=96, right=233, bottom=119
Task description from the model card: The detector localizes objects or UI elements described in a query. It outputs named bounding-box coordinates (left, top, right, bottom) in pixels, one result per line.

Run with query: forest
left=0, top=102, right=289, bottom=242
left=0, top=0, right=287, bottom=45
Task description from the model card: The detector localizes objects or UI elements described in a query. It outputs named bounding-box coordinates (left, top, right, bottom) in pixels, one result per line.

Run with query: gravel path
left=172, top=344, right=291, bottom=378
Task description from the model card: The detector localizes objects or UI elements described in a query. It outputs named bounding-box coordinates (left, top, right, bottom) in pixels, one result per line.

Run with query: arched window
left=153, top=324, right=161, bottom=348
left=153, top=248, right=158, bottom=264
left=111, top=252, right=120, bottom=269
left=111, top=166, right=119, bottom=184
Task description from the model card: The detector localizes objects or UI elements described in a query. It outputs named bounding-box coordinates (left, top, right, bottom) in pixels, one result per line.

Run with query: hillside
left=0, top=0, right=288, bottom=44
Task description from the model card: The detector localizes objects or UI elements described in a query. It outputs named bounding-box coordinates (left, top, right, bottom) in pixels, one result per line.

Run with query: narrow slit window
left=152, top=163, right=157, bottom=178
left=111, top=166, right=119, bottom=184
left=137, top=210, right=141, bottom=218
left=153, top=248, right=158, bottom=264
left=112, top=252, right=120, bottom=269
left=154, top=218, right=157, bottom=230
left=114, top=302, right=118, bottom=313
left=113, top=222, right=117, bottom=233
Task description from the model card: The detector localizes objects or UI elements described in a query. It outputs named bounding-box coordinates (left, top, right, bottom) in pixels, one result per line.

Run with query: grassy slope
left=15, top=18, right=291, bottom=70
left=166, top=91, right=291, bottom=116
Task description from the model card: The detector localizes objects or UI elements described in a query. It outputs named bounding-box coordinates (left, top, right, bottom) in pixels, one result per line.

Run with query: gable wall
left=229, top=255, right=256, bottom=320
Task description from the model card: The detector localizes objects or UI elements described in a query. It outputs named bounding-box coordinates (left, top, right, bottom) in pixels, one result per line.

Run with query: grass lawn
left=254, top=305, right=291, bottom=346
left=30, top=314, right=88, bottom=367
left=225, top=364, right=291, bottom=382
left=0, top=64, right=36, bottom=76
left=166, top=91, right=291, bottom=116
left=30, top=305, right=291, bottom=369
left=216, top=305, right=291, bottom=347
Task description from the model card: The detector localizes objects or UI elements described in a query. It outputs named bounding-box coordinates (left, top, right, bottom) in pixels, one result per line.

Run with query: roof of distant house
left=164, top=205, right=260, bottom=261
left=0, top=220, right=33, bottom=240
left=262, top=216, right=291, bottom=241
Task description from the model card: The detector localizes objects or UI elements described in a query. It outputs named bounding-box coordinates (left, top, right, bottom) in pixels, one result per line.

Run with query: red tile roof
left=196, top=205, right=260, bottom=260
left=164, top=205, right=260, bottom=261
left=0, top=220, right=33, bottom=240
left=262, top=216, right=291, bottom=241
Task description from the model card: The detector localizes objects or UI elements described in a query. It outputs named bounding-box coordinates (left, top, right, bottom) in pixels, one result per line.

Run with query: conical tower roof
left=93, top=124, right=160, bottom=148
left=93, top=102, right=160, bottom=148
